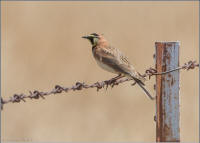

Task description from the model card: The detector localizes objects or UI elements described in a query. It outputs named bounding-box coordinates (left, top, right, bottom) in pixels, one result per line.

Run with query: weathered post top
left=155, top=42, right=180, bottom=142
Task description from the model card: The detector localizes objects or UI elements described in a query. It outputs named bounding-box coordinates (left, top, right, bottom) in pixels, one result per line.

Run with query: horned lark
left=82, top=33, right=154, bottom=100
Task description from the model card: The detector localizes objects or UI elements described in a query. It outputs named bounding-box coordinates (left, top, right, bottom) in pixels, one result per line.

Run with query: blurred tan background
left=1, top=1, right=199, bottom=142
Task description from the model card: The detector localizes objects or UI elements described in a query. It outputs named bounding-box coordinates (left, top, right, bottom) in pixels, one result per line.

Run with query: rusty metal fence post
left=155, top=42, right=180, bottom=142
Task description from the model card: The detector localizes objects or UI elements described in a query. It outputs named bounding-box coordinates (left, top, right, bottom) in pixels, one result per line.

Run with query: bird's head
left=82, top=33, right=102, bottom=47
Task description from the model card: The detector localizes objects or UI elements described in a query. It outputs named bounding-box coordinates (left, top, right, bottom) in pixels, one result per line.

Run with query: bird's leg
left=111, top=74, right=124, bottom=81
left=105, top=74, right=123, bottom=89
left=108, top=74, right=125, bottom=88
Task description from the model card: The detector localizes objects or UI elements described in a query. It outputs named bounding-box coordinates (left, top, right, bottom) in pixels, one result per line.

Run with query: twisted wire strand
left=1, top=60, right=198, bottom=110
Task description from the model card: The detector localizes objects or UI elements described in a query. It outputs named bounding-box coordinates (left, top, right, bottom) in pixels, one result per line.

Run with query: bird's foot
left=105, top=78, right=118, bottom=89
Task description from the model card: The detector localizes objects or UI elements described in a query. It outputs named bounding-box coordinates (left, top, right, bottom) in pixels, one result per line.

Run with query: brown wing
left=94, top=45, right=135, bottom=75
left=94, top=45, right=145, bottom=84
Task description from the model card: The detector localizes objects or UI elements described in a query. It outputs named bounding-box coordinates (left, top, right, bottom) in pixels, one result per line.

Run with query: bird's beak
left=82, top=35, right=90, bottom=39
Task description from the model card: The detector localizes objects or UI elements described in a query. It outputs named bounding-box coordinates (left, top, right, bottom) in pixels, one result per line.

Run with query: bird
left=82, top=33, right=154, bottom=100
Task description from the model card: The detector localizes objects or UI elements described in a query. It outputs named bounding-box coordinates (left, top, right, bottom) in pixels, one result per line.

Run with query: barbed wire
left=1, top=60, right=198, bottom=110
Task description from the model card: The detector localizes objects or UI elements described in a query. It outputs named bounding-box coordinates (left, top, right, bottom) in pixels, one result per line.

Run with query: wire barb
left=1, top=60, right=198, bottom=110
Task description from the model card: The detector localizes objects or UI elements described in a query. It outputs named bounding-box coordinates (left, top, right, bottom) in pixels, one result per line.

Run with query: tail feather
left=133, top=77, right=145, bottom=86
left=136, top=82, right=154, bottom=100
left=137, top=72, right=146, bottom=84
left=130, top=71, right=146, bottom=85
left=131, top=75, right=154, bottom=100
